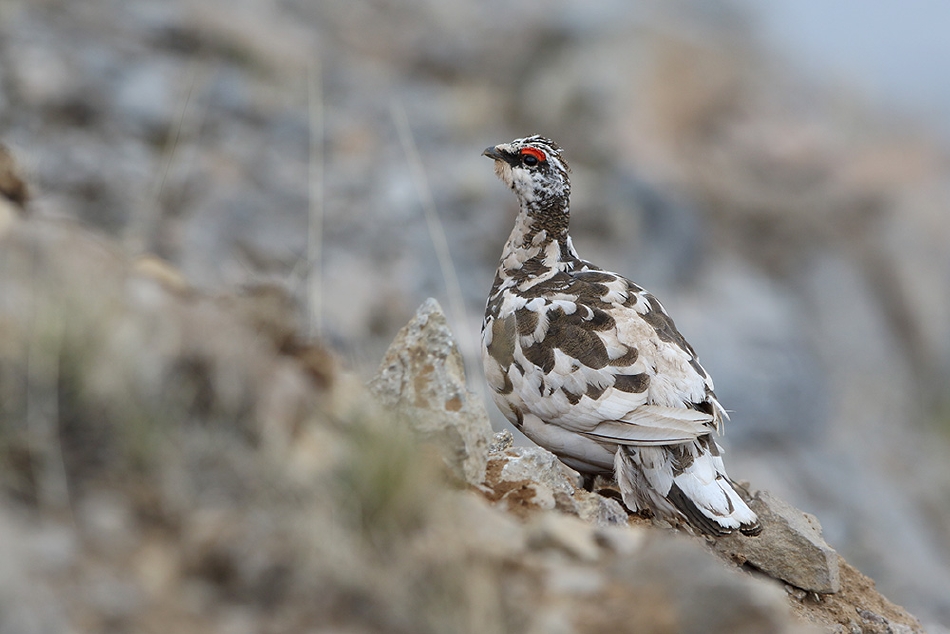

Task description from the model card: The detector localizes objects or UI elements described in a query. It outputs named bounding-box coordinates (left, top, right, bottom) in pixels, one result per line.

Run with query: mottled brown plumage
left=481, top=135, right=759, bottom=536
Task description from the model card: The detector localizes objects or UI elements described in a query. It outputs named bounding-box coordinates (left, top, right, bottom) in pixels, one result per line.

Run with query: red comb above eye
left=520, top=147, right=547, bottom=162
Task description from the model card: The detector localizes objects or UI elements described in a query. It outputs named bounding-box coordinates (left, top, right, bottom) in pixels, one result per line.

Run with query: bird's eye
left=519, top=147, right=546, bottom=167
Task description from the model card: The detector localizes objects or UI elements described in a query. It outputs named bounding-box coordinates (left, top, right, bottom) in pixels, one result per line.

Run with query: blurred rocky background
left=2, top=0, right=950, bottom=630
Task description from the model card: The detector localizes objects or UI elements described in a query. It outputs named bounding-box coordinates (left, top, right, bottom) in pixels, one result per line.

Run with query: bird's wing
left=483, top=268, right=723, bottom=446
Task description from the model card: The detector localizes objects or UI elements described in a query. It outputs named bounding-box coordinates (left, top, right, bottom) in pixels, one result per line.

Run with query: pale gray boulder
left=370, top=298, right=493, bottom=486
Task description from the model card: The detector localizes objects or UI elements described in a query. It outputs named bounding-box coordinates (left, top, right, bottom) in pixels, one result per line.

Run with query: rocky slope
left=0, top=194, right=924, bottom=631
left=3, top=1, right=950, bottom=626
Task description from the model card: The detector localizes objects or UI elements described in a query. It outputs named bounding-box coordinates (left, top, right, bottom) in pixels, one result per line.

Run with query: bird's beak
left=482, top=146, right=504, bottom=160
left=482, top=145, right=516, bottom=166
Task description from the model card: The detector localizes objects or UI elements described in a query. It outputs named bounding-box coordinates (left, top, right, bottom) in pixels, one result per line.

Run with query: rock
left=572, top=485, right=631, bottom=527
left=0, top=215, right=322, bottom=483
left=489, top=429, right=514, bottom=453
left=787, top=558, right=924, bottom=634
left=496, top=446, right=580, bottom=496
left=714, top=490, right=840, bottom=594
left=369, top=298, right=493, bottom=485
left=484, top=445, right=629, bottom=526
left=0, top=216, right=925, bottom=634
left=5, top=4, right=950, bottom=622
left=602, top=533, right=817, bottom=634
left=527, top=512, right=604, bottom=562
left=438, top=492, right=528, bottom=559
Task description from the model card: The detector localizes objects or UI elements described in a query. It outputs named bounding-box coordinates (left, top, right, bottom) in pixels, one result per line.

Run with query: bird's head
left=483, top=135, right=571, bottom=206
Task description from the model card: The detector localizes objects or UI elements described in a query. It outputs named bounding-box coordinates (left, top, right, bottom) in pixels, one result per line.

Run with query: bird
left=480, top=135, right=760, bottom=537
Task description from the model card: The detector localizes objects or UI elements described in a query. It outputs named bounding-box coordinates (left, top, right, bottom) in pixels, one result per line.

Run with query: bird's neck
left=499, top=197, right=577, bottom=272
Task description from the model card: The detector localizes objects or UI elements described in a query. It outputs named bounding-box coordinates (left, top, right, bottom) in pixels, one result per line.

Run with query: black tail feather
left=666, top=482, right=730, bottom=537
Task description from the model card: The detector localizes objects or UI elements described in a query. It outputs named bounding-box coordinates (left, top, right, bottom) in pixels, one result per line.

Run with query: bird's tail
left=614, top=437, right=760, bottom=536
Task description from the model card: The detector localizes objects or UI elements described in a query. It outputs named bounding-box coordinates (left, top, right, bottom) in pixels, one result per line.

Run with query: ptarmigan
left=481, top=135, right=760, bottom=537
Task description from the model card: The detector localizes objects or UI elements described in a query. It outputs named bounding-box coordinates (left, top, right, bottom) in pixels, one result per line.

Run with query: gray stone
left=573, top=489, right=629, bottom=527
left=487, top=445, right=629, bottom=527
left=527, top=512, right=603, bottom=562
left=607, top=532, right=816, bottom=634
left=714, top=490, right=840, bottom=594
left=497, top=446, right=580, bottom=497
left=369, top=298, right=493, bottom=486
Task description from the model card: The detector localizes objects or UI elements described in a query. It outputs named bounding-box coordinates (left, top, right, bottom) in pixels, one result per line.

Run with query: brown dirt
left=481, top=454, right=546, bottom=519
left=787, top=557, right=924, bottom=633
